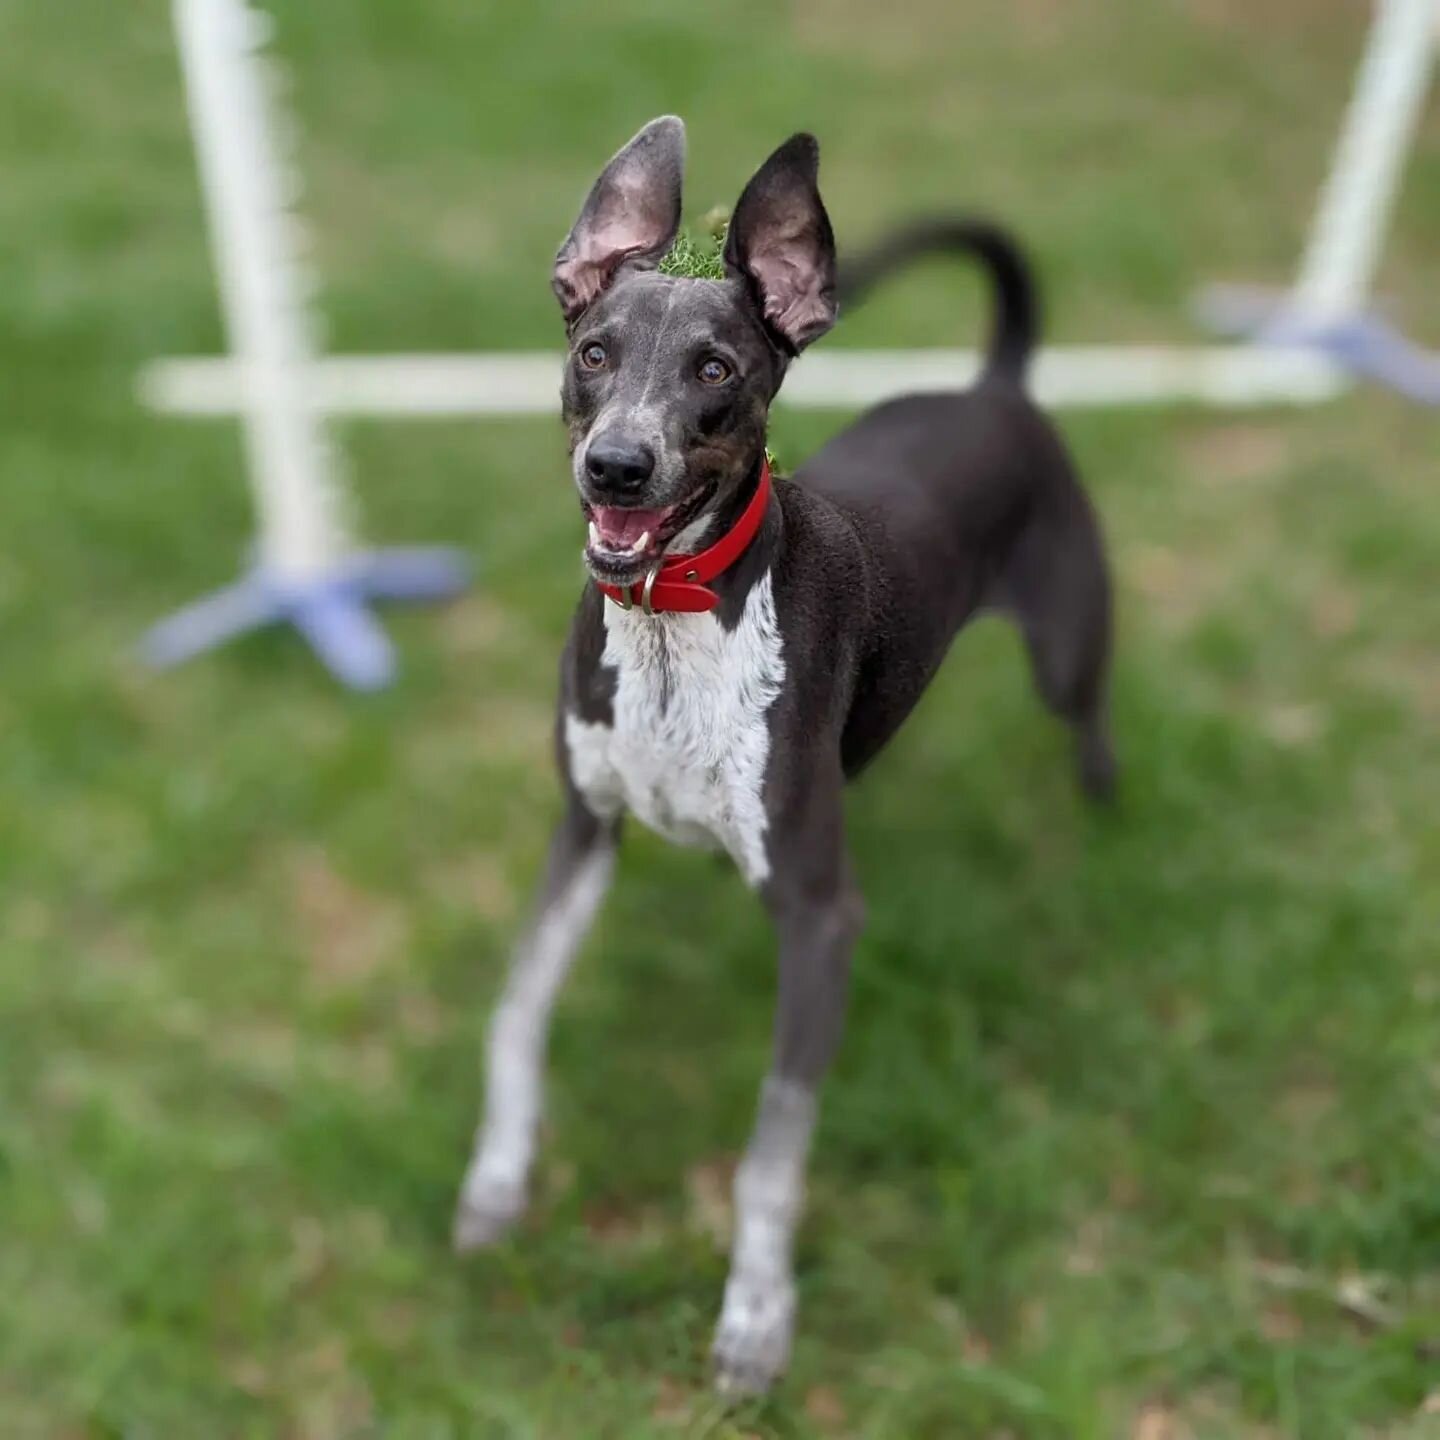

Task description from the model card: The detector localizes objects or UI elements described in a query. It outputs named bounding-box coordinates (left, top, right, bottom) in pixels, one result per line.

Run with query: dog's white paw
left=711, top=1272, right=795, bottom=1398
left=452, top=1164, right=526, bottom=1253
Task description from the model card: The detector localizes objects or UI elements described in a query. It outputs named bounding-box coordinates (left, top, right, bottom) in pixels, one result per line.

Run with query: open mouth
left=582, top=484, right=715, bottom=582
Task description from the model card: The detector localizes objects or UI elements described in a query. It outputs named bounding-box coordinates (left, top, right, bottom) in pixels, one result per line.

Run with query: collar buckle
left=639, top=564, right=661, bottom=616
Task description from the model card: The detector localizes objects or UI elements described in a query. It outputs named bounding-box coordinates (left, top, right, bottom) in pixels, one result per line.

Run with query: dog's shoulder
left=769, top=479, right=873, bottom=663
left=769, top=479, right=872, bottom=610
left=558, top=582, right=617, bottom=729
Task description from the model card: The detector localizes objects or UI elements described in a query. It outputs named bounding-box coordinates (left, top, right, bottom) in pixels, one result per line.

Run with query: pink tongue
left=591, top=506, right=669, bottom=547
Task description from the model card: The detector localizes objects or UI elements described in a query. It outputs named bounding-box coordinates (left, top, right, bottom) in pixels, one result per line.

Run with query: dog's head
left=554, top=116, right=836, bottom=587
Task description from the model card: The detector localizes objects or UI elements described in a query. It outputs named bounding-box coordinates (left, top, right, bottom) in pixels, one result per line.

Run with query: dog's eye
left=698, top=357, right=732, bottom=386
left=579, top=342, right=608, bottom=371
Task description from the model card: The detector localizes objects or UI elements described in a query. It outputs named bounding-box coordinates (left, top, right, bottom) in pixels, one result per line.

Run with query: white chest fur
left=564, top=573, right=785, bottom=887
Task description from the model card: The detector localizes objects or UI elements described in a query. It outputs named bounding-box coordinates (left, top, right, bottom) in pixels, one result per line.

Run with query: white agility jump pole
left=1201, top=0, right=1440, bottom=401
left=142, top=0, right=467, bottom=691
left=141, top=0, right=1437, bottom=520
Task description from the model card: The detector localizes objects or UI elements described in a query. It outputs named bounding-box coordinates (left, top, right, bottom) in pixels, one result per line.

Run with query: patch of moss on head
left=657, top=231, right=727, bottom=280
left=657, top=206, right=730, bottom=280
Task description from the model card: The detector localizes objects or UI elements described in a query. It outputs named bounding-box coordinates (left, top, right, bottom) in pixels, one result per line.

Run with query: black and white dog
left=455, top=117, right=1115, bottom=1396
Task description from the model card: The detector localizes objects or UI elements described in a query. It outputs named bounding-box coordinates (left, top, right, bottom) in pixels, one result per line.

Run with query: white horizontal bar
left=139, top=345, right=1349, bottom=417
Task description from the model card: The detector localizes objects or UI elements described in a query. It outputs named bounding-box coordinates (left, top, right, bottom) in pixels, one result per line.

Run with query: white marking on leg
left=713, top=1075, right=817, bottom=1394
left=456, top=844, right=614, bottom=1245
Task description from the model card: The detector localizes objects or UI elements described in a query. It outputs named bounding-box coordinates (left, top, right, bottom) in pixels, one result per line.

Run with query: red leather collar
left=598, top=458, right=772, bottom=615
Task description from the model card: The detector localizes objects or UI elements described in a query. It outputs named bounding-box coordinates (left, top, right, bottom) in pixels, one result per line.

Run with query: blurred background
left=2, top=1, right=1438, bottom=1435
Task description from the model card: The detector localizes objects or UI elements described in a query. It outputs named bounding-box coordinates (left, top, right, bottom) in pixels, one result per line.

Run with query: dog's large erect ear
left=553, top=116, right=686, bottom=325
left=724, top=133, right=837, bottom=352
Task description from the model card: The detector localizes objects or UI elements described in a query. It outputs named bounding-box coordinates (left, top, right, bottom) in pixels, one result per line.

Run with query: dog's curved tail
left=837, top=216, right=1039, bottom=384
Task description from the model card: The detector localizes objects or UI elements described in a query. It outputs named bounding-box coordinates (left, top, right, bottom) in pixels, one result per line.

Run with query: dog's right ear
left=553, top=116, right=686, bottom=326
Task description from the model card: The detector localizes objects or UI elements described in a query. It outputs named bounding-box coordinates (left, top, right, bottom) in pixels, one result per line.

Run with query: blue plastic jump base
left=1199, top=284, right=1440, bottom=406
left=140, top=546, right=470, bottom=691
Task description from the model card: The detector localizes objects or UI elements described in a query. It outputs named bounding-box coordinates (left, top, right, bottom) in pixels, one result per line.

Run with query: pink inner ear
left=750, top=232, right=835, bottom=349
left=555, top=242, right=632, bottom=320
left=555, top=175, right=675, bottom=321
left=763, top=288, right=835, bottom=350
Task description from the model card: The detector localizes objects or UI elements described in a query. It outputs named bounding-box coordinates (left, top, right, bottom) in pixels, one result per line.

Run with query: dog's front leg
left=713, top=780, right=862, bottom=1396
left=454, top=797, right=617, bottom=1251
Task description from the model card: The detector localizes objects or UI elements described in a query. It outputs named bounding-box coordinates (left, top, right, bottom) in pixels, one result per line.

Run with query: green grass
left=657, top=230, right=729, bottom=282
left=2, top=1, right=1439, bottom=1435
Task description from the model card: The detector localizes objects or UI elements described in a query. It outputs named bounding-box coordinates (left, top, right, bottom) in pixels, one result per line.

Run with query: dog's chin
left=583, top=547, right=653, bottom=588
left=580, top=481, right=717, bottom=586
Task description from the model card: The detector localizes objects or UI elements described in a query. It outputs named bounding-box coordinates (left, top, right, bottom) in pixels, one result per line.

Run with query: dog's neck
left=667, top=451, right=768, bottom=554
left=671, top=452, right=779, bottom=628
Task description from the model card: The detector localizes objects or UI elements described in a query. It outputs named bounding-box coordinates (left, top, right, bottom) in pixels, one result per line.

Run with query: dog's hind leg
left=713, top=765, right=863, bottom=1397
left=999, top=483, right=1118, bottom=801
left=453, top=796, right=617, bottom=1251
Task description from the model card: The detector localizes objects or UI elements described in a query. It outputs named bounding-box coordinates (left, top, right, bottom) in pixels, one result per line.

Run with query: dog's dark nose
left=585, top=438, right=655, bottom=495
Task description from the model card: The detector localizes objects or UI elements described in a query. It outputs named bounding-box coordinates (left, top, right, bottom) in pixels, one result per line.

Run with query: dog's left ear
left=553, top=116, right=686, bottom=326
left=725, top=133, right=837, bottom=353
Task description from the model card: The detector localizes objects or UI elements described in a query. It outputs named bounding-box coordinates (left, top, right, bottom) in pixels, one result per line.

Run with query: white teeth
left=587, top=524, right=654, bottom=555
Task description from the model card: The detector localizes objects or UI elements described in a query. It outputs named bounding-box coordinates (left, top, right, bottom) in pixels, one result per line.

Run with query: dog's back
left=781, top=222, right=1113, bottom=785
